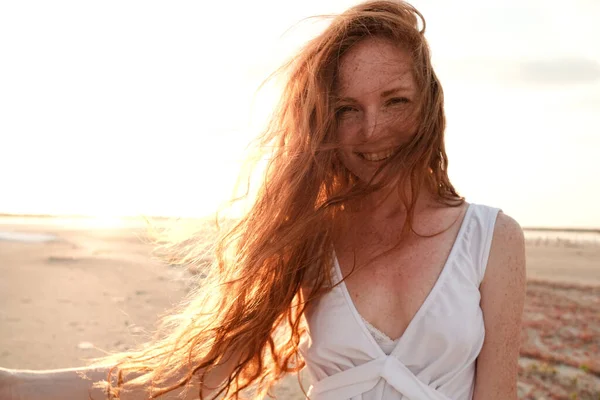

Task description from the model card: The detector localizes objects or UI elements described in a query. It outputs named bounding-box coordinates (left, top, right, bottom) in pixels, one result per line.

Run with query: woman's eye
left=386, top=97, right=410, bottom=106
left=335, top=105, right=358, bottom=117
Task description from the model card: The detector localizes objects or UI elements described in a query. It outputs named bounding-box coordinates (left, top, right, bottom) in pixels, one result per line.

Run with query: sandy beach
left=0, top=216, right=598, bottom=399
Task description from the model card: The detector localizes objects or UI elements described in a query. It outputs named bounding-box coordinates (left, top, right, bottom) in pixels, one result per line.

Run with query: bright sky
left=1, top=0, right=599, bottom=228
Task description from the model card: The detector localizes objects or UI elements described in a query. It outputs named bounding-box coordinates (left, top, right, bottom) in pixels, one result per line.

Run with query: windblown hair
left=92, top=1, right=462, bottom=399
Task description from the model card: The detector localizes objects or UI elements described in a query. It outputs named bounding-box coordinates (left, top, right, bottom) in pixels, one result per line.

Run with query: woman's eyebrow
left=332, top=96, right=356, bottom=104
left=333, top=85, right=412, bottom=103
left=380, top=86, right=411, bottom=97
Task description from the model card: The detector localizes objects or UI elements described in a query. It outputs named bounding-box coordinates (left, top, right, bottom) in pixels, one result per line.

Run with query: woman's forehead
left=335, top=38, right=415, bottom=97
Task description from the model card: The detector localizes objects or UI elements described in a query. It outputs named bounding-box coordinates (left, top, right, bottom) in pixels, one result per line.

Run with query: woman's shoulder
left=494, top=211, right=523, bottom=237
left=483, top=208, right=526, bottom=284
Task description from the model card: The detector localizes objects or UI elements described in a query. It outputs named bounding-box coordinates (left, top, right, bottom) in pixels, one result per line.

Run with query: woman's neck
left=347, top=182, right=435, bottom=223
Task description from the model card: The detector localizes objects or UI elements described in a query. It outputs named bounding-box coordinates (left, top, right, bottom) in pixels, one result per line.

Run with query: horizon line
left=1, top=212, right=599, bottom=233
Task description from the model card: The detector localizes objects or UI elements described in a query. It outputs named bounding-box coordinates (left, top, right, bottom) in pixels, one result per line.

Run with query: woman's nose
left=361, top=109, right=384, bottom=140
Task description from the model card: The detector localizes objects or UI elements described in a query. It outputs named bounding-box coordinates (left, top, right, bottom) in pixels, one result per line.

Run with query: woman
left=1, top=1, right=526, bottom=399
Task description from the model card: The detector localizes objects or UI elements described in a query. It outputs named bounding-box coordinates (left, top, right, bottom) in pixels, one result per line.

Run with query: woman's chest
left=302, top=244, right=484, bottom=367
left=334, top=216, right=464, bottom=340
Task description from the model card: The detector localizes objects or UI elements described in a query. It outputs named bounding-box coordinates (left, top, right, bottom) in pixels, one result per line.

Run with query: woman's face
left=334, top=37, right=418, bottom=184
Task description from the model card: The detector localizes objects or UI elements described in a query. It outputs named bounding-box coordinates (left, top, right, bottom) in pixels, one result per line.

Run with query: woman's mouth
left=356, top=148, right=396, bottom=162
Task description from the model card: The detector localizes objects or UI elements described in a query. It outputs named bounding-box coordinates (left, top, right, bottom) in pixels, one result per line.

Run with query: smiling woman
left=0, top=1, right=526, bottom=400
left=334, top=37, right=420, bottom=184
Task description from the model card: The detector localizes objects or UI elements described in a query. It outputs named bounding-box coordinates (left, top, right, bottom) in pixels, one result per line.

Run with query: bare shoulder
left=484, top=211, right=526, bottom=286
left=492, top=211, right=525, bottom=251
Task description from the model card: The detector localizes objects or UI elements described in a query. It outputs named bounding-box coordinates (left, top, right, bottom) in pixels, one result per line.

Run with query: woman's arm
left=473, top=211, right=527, bottom=400
left=3, top=353, right=240, bottom=400
left=10, top=366, right=137, bottom=400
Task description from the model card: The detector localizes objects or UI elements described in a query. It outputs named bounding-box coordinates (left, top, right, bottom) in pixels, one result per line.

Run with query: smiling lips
left=356, top=148, right=397, bottom=162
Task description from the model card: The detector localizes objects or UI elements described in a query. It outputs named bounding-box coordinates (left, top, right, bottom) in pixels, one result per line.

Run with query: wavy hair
left=92, top=1, right=462, bottom=399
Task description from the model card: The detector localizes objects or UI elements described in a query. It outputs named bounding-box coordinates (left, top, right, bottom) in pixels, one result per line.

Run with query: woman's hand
left=0, top=365, right=206, bottom=400
left=0, top=362, right=226, bottom=399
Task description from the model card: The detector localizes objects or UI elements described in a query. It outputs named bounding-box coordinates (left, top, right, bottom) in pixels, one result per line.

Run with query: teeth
left=358, top=149, right=395, bottom=161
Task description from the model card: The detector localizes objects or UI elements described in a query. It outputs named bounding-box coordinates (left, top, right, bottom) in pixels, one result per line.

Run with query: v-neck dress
left=298, top=203, right=501, bottom=400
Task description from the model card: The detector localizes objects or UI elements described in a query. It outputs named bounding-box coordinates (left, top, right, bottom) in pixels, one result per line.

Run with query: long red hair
left=93, top=1, right=462, bottom=398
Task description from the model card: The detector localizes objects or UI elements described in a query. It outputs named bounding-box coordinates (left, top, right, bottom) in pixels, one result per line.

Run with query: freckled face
left=334, top=37, right=419, bottom=184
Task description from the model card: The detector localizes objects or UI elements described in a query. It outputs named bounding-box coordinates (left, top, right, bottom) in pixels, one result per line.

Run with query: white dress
left=298, top=203, right=501, bottom=400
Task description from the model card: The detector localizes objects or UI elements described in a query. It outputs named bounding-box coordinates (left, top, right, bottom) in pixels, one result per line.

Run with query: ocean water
left=524, top=229, right=600, bottom=246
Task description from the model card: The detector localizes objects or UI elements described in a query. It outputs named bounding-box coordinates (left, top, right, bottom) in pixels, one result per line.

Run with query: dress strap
left=468, top=204, right=502, bottom=284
